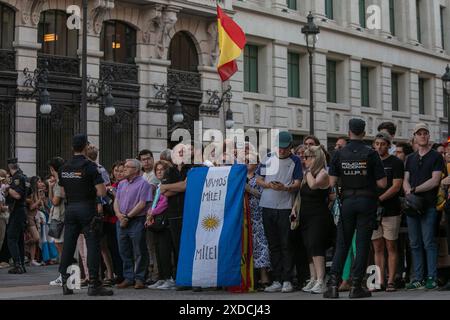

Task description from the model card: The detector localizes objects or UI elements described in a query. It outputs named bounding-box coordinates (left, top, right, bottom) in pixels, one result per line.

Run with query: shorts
left=371, top=215, right=401, bottom=241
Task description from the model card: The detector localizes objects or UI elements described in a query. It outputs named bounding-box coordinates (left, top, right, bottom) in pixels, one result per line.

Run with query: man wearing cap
left=256, top=131, right=302, bottom=293
left=5, top=158, right=28, bottom=274
left=403, top=123, right=444, bottom=290
left=58, top=134, right=113, bottom=296
left=324, top=118, right=387, bottom=299
left=371, top=131, right=404, bottom=292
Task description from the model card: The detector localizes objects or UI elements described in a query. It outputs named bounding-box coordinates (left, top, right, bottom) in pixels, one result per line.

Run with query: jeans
left=6, top=207, right=26, bottom=266
left=407, top=207, right=438, bottom=281
left=262, top=208, right=293, bottom=283
left=103, top=222, right=123, bottom=281
left=116, top=216, right=148, bottom=282
left=330, top=197, right=377, bottom=283
left=59, top=203, right=101, bottom=281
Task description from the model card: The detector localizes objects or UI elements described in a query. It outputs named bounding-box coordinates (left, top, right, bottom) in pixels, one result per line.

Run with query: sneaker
left=281, top=281, right=294, bottom=293
left=148, top=279, right=165, bottom=289
left=0, top=262, right=10, bottom=269
left=406, top=280, right=425, bottom=290
left=425, top=277, right=438, bottom=290
left=50, top=275, right=62, bottom=286
left=302, top=279, right=316, bottom=293
left=31, top=260, right=42, bottom=266
left=310, top=281, right=326, bottom=294
left=264, top=281, right=282, bottom=293
left=157, top=278, right=176, bottom=290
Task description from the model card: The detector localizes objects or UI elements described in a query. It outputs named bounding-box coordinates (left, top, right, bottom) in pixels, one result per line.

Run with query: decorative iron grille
left=100, top=106, right=138, bottom=172
left=36, top=104, right=80, bottom=178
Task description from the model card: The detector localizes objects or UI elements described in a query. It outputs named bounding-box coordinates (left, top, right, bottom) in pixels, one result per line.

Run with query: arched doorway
left=167, top=32, right=202, bottom=147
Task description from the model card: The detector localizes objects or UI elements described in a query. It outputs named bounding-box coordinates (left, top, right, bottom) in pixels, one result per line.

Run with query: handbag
left=48, top=219, right=64, bottom=238
left=147, top=213, right=169, bottom=232
left=331, top=188, right=341, bottom=226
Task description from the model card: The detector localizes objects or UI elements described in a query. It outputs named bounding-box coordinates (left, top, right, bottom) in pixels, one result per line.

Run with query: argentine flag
left=176, top=165, right=247, bottom=287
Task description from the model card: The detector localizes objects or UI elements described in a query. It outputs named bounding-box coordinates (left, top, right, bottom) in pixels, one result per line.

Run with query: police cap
left=349, top=118, right=366, bottom=136
left=73, top=134, right=89, bottom=149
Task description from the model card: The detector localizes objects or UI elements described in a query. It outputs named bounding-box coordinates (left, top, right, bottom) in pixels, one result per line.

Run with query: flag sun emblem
left=201, top=214, right=220, bottom=231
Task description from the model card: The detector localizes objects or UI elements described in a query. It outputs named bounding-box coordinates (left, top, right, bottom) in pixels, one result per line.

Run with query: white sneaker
left=49, top=275, right=62, bottom=286
left=302, top=279, right=317, bottom=293
left=148, top=280, right=165, bottom=289
left=310, top=280, right=326, bottom=294
left=31, top=260, right=42, bottom=266
left=281, top=281, right=294, bottom=293
left=264, top=281, right=282, bottom=293
left=157, top=278, right=176, bottom=290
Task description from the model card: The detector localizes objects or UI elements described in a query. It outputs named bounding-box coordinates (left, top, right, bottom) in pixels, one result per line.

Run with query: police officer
left=324, top=119, right=387, bottom=299
left=58, top=134, right=113, bottom=296
left=5, top=158, right=28, bottom=274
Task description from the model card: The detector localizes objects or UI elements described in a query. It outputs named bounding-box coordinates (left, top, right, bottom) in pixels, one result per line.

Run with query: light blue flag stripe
left=176, top=166, right=209, bottom=287
left=217, top=164, right=247, bottom=286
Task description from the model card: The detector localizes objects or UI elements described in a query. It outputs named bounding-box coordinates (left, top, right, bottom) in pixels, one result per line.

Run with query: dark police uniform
left=6, top=159, right=28, bottom=274
left=58, top=152, right=105, bottom=292
left=326, top=128, right=386, bottom=298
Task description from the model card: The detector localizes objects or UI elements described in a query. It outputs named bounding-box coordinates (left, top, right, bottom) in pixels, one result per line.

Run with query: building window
left=101, top=20, right=136, bottom=64
left=287, top=0, right=296, bottom=10
left=38, top=10, right=78, bottom=56
left=418, top=78, right=425, bottom=115
left=327, top=60, right=337, bottom=103
left=359, top=0, right=366, bottom=28
left=361, top=66, right=370, bottom=107
left=244, top=45, right=258, bottom=93
left=391, top=73, right=399, bottom=111
left=416, top=0, right=421, bottom=43
left=325, top=0, right=333, bottom=19
left=0, top=3, right=14, bottom=49
left=389, top=0, right=395, bottom=35
left=288, top=52, right=300, bottom=98
left=441, top=6, right=445, bottom=49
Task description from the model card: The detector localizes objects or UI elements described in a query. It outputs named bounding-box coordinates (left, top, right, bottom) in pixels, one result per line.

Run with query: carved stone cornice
left=207, top=21, right=218, bottom=67
left=141, top=4, right=164, bottom=45
left=154, top=6, right=181, bottom=59
left=88, top=0, right=115, bottom=35
left=22, top=0, right=47, bottom=26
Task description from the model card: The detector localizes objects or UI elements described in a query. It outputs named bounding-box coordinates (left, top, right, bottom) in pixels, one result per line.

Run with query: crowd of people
left=1, top=119, right=450, bottom=298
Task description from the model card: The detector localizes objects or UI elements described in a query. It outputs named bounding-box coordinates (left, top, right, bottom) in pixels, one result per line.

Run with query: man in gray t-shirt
left=256, top=131, right=302, bottom=293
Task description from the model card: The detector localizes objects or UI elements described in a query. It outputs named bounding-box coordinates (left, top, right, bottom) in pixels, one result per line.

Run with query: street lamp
left=202, top=85, right=234, bottom=130
left=20, top=59, right=52, bottom=115
left=443, top=65, right=450, bottom=139
left=301, top=12, right=320, bottom=135
left=172, top=97, right=184, bottom=123
left=87, top=67, right=115, bottom=117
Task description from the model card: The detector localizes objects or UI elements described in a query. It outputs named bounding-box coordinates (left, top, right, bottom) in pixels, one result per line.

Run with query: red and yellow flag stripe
left=217, top=6, right=246, bottom=82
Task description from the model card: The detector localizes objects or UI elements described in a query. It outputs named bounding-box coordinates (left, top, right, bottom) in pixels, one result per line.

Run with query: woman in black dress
left=298, top=146, right=333, bottom=294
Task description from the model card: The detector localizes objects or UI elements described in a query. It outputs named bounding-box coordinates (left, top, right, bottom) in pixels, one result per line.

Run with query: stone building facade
left=0, top=0, right=449, bottom=176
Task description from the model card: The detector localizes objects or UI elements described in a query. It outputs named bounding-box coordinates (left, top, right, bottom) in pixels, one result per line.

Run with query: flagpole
left=222, top=80, right=228, bottom=136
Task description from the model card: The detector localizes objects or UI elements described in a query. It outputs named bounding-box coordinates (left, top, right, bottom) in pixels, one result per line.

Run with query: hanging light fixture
left=103, top=91, right=115, bottom=116
left=39, top=88, right=52, bottom=114
left=172, top=98, right=184, bottom=123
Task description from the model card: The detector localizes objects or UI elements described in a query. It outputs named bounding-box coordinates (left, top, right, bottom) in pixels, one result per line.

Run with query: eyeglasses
left=302, top=155, right=315, bottom=159
left=418, top=157, right=423, bottom=168
left=124, top=165, right=137, bottom=169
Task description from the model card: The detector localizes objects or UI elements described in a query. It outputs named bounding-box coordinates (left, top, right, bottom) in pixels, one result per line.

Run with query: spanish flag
left=217, top=6, right=246, bottom=82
